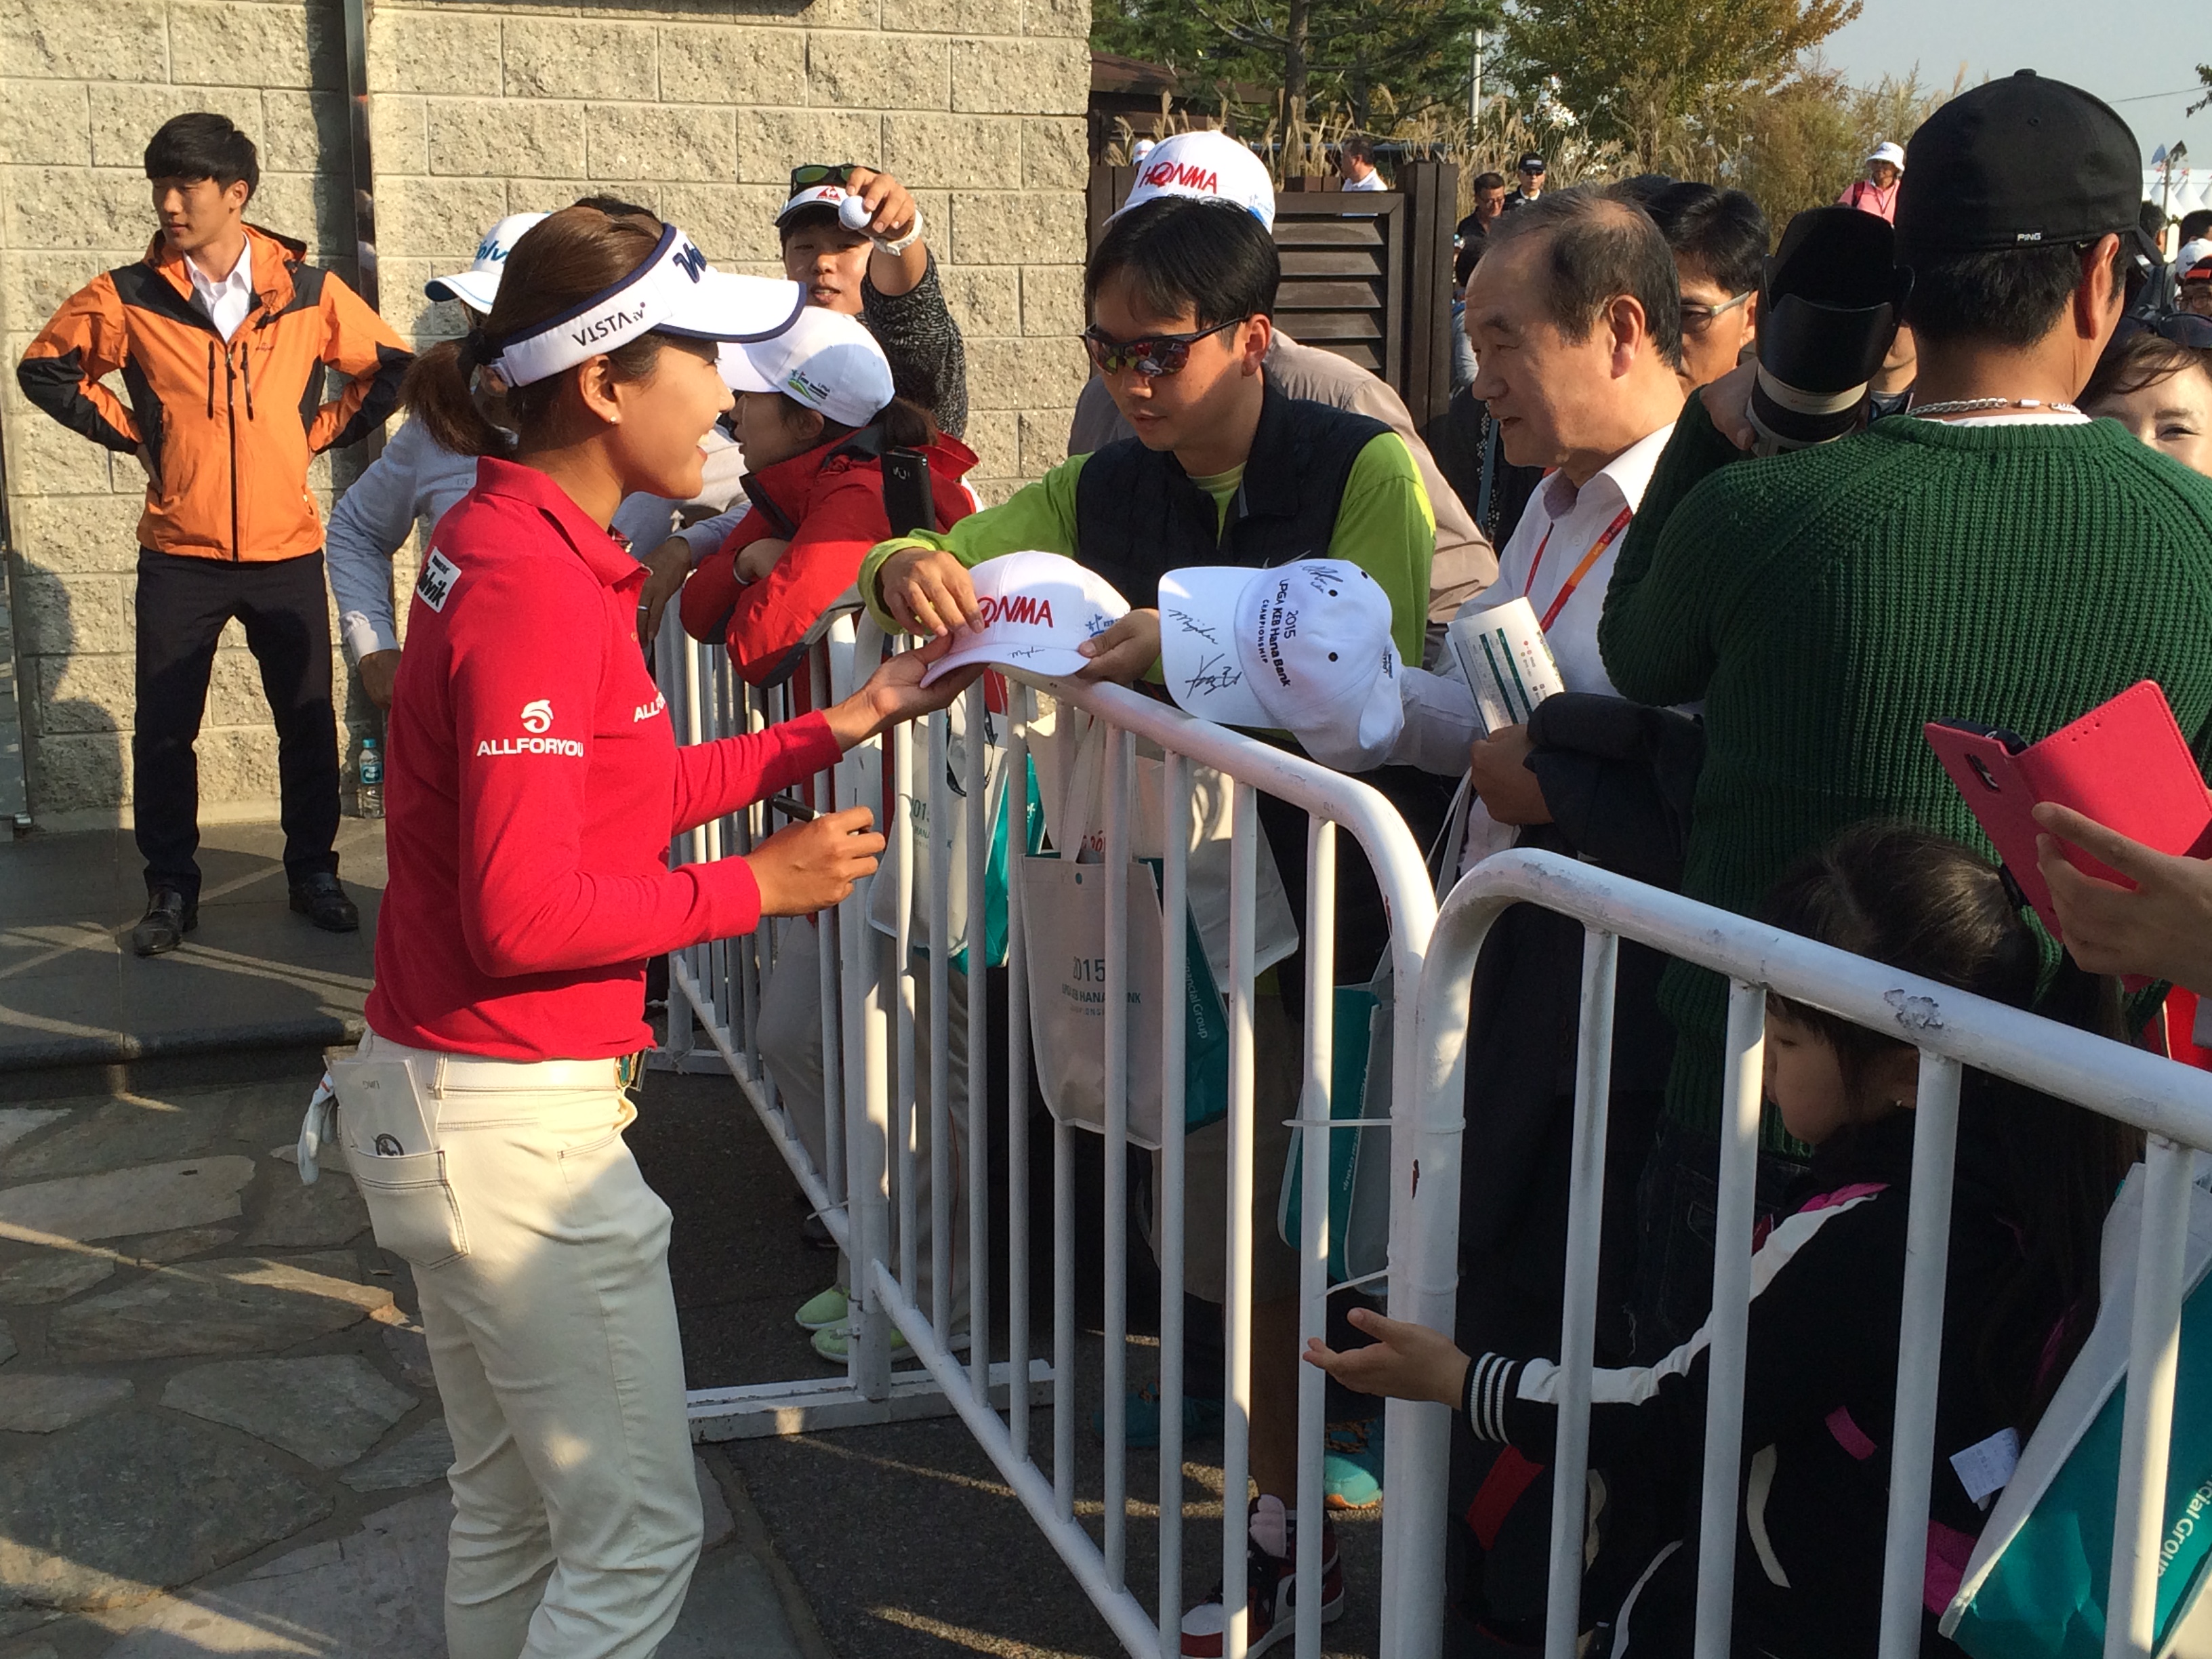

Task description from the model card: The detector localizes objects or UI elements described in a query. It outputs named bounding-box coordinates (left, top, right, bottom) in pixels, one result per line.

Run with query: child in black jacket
left=1307, top=822, right=2139, bottom=1657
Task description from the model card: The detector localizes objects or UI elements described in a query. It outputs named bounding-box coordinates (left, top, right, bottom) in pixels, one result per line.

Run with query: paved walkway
left=0, top=825, right=823, bottom=1659
left=0, top=823, right=383, bottom=1077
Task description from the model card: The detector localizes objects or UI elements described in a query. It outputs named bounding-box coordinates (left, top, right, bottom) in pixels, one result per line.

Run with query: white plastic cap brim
left=919, top=640, right=1090, bottom=688
left=425, top=269, right=501, bottom=310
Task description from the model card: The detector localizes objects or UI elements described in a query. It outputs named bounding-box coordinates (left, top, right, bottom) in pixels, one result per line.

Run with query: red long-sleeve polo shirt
left=367, top=457, right=840, bottom=1061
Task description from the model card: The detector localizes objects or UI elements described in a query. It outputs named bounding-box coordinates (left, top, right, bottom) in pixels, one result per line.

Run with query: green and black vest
left=1070, top=383, right=1389, bottom=607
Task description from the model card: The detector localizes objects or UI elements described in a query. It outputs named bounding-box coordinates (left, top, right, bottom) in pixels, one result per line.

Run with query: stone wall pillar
left=1, top=0, right=1090, bottom=830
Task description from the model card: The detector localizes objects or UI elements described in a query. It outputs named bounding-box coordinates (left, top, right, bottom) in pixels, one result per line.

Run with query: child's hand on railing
left=1302, top=1305, right=1472, bottom=1409
left=747, top=806, right=886, bottom=916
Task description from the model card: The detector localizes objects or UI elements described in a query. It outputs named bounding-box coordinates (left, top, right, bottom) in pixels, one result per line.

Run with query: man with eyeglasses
left=775, top=162, right=968, bottom=438
left=1645, top=181, right=1766, bottom=391
left=859, top=191, right=1440, bottom=1658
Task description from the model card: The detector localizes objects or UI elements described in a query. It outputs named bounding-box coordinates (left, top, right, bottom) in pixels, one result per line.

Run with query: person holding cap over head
left=327, top=205, right=757, bottom=711
left=1068, top=130, right=1496, bottom=634
left=1839, top=140, right=1906, bottom=222
left=864, top=186, right=1448, bottom=1657
left=352, top=203, right=977, bottom=1659
left=777, top=162, right=968, bottom=439
left=1600, top=70, right=2212, bottom=1357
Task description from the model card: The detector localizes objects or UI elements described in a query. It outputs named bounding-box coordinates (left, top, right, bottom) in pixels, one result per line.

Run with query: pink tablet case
left=1925, top=680, right=2212, bottom=943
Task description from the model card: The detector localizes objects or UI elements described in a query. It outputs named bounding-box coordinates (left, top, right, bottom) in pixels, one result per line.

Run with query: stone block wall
left=0, top=0, right=1090, bottom=830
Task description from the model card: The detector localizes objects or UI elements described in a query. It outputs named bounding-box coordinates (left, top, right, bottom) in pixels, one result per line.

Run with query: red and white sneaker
left=1179, top=1494, right=1345, bottom=1658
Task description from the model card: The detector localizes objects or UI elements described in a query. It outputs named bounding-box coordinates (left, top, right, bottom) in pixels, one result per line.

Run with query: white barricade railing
left=1410, top=848, right=2212, bottom=1659
left=651, top=601, right=1449, bottom=1659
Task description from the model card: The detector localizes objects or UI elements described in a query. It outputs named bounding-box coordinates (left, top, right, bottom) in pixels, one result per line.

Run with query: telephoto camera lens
left=1747, top=206, right=1914, bottom=455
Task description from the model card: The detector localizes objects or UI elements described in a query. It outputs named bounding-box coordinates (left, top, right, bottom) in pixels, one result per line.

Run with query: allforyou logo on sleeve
left=476, top=699, right=584, bottom=758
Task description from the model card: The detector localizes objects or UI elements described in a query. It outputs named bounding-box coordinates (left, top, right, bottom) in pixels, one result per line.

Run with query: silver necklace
left=1906, top=396, right=2081, bottom=418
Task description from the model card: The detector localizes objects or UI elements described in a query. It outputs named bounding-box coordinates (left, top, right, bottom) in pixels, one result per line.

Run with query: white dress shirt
left=1340, top=171, right=1389, bottom=192
left=188, top=241, right=257, bottom=342
left=1378, top=417, right=1678, bottom=778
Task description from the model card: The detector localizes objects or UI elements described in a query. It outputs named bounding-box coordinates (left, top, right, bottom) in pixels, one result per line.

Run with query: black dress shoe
left=130, top=888, right=198, bottom=957
left=289, top=872, right=360, bottom=933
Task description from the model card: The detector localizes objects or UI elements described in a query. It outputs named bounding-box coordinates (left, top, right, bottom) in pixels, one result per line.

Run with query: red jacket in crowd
left=680, top=427, right=979, bottom=683
left=368, top=457, right=839, bottom=1061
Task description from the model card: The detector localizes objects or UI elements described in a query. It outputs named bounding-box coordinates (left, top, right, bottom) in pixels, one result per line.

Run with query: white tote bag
left=1039, top=695, right=1299, bottom=983
left=869, top=690, right=1008, bottom=968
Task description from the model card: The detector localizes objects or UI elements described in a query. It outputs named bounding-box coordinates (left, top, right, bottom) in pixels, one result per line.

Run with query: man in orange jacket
left=18, top=113, right=411, bottom=955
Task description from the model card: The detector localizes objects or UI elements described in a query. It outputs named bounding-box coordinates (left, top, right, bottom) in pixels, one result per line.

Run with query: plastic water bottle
left=357, top=737, right=384, bottom=821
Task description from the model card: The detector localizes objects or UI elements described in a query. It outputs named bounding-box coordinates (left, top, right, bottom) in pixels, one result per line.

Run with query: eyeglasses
left=787, top=163, right=857, bottom=194
left=1082, top=317, right=1250, bottom=377
left=1679, top=291, right=1753, bottom=335
left=2116, top=310, right=2212, bottom=350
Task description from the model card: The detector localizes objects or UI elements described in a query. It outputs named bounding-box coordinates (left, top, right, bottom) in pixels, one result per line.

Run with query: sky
left=1818, top=0, right=2203, bottom=173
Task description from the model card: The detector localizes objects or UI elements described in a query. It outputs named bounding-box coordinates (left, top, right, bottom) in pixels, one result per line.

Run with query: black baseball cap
left=1518, top=152, right=1546, bottom=173
left=1893, top=70, right=2143, bottom=266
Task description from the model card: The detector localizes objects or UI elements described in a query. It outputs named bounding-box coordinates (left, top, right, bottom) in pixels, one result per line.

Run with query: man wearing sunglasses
left=1067, top=131, right=1495, bottom=640
left=859, top=193, right=1442, bottom=1657
left=776, top=162, right=968, bottom=438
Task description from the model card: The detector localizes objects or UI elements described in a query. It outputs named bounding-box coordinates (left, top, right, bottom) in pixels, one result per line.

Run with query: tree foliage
left=1094, top=0, right=1502, bottom=131
left=1496, top=0, right=1860, bottom=166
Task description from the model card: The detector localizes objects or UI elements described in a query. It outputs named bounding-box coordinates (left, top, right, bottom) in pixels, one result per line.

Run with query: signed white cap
left=1157, top=560, right=1401, bottom=766
left=918, top=552, right=1131, bottom=687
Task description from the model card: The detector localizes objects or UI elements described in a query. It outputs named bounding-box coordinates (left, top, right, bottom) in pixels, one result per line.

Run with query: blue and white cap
left=487, top=222, right=805, bottom=389
left=718, top=305, right=894, bottom=428
left=425, top=213, right=549, bottom=312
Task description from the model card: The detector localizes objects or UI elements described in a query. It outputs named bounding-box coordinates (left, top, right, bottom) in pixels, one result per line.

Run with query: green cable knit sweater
left=1599, top=396, right=2212, bottom=1142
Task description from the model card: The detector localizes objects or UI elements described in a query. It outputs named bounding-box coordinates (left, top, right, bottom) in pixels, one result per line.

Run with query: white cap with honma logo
left=1157, top=560, right=1403, bottom=767
left=1114, top=131, right=1277, bottom=230
left=718, top=305, right=895, bottom=428
left=917, top=552, right=1130, bottom=687
left=425, top=212, right=550, bottom=312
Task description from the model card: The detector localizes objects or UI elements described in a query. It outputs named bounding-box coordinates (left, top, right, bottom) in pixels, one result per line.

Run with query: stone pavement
left=0, top=1057, right=823, bottom=1659
left=0, top=823, right=384, bottom=1079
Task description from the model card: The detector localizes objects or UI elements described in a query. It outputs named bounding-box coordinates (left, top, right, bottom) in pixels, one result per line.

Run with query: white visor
left=489, top=223, right=804, bottom=388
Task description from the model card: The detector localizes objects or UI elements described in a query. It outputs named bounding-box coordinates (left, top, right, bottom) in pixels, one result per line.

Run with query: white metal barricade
left=1408, top=848, right=2212, bottom=1659
left=651, top=603, right=1450, bottom=1659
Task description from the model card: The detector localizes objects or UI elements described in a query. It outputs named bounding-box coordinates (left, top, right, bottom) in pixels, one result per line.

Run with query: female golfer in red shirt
left=340, top=203, right=972, bottom=1659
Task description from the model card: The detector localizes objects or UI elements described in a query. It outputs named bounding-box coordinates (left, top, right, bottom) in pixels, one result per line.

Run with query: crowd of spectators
left=16, top=63, right=2212, bottom=1659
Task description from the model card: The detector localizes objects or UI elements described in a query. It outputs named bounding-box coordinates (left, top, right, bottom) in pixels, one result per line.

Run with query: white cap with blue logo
left=425, top=213, right=551, bottom=312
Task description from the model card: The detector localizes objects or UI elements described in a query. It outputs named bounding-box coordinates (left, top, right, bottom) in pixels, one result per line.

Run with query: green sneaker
left=794, top=1286, right=849, bottom=1332
left=809, top=1317, right=968, bottom=1364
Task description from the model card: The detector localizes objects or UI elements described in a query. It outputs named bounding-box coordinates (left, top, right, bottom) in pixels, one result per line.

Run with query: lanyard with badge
left=1521, top=503, right=1633, bottom=631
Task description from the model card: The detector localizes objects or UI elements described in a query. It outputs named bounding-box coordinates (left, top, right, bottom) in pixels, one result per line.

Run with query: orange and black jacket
left=17, top=224, right=412, bottom=563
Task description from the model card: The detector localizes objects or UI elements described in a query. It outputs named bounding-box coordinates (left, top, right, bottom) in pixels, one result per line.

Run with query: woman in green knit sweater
left=1595, top=72, right=2212, bottom=1352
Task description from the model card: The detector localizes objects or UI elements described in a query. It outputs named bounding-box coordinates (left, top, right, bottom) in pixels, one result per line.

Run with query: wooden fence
left=1085, top=160, right=1460, bottom=426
